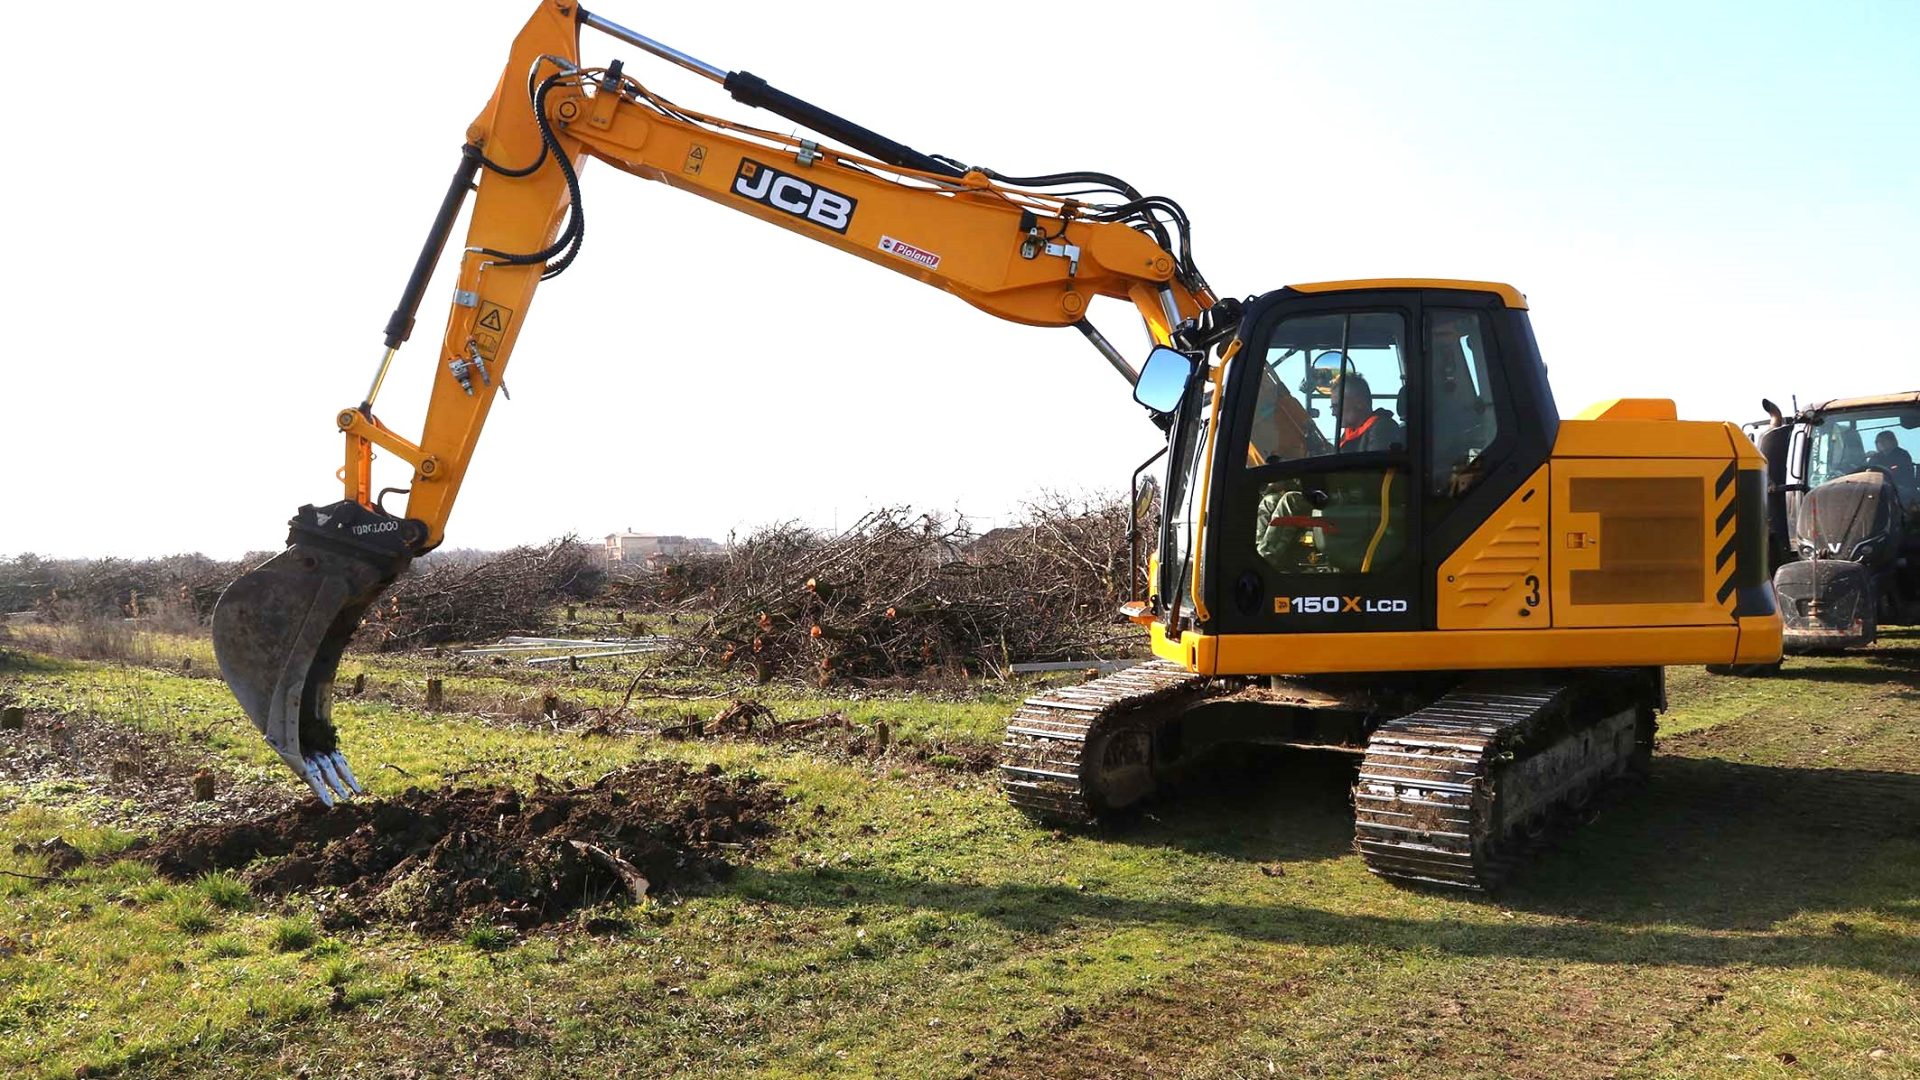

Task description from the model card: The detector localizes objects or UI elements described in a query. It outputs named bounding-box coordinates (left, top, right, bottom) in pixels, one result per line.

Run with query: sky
left=4, top=0, right=1916, bottom=558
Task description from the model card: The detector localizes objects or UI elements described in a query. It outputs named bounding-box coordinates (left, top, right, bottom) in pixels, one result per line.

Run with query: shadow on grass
left=1508, top=756, right=1920, bottom=930
left=1097, top=747, right=1358, bottom=865
left=732, top=849, right=1916, bottom=982
left=1772, top=659, right=1920, bottom=685
left=733, top=748, right=1920, bottom=976
left=1093, top=734, right=1920, bottom=932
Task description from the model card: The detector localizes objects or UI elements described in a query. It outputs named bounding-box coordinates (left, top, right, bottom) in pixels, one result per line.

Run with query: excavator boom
left=213, top=1, right=1211, bottom=802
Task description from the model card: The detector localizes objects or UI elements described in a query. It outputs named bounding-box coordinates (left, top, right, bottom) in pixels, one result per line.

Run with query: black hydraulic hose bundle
left=456, top=58, right=1211, bottom=296
left=470, top=71, right=589, bottom=280
left=714, top=67, right=1209, bottom=297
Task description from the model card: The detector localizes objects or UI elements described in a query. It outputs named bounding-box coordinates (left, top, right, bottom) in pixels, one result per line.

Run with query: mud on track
left=146, top=761, right=785, bottom=931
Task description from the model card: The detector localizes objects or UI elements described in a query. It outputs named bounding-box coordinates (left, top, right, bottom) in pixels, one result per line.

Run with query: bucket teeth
left=303, top=751, right=364, bottom=806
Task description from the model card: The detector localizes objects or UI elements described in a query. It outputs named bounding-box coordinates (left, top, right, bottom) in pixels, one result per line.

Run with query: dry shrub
left=646, top=494, right=1144, bottom=684
left=0, top=552, right=256, bottom=625
left=359, top=538, right=602, bottom=650
left=27, top=610, right=155, bottom=664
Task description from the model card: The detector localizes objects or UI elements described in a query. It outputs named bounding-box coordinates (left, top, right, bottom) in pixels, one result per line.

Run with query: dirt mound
left=145, top=761, right=783, bottom=931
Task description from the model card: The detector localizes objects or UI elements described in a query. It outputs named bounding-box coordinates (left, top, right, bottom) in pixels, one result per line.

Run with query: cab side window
left=1427, top=310, right=1503, bottom=502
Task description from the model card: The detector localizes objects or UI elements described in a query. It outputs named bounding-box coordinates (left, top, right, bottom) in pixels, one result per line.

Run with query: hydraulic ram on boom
left=211, top=0, right=1212, bottom=802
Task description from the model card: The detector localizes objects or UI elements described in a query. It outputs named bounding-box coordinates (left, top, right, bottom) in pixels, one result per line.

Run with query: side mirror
left=1133, top=346, right=1193, bottom=413
left=1133, top=475, right=1160, bottom=523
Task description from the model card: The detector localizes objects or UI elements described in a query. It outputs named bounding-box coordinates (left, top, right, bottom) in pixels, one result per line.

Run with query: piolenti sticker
left=878, top=235, right=941, bottom=270
left=731, top=159, right=856, bottom=233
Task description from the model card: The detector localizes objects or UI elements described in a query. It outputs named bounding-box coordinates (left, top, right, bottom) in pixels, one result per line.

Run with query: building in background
left=603, top=530, right=718, bottom=564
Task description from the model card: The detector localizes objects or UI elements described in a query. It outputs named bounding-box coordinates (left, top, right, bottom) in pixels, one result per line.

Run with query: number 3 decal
left=1524, top=574, right=1541, bottom=608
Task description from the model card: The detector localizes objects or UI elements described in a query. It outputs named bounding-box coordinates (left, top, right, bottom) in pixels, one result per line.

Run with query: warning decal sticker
left=473, top=302, right=513, bottom=357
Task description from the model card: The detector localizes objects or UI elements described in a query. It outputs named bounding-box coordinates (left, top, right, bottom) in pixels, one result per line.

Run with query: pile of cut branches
left=1, top=552, right=260, bottom=624
left=654, top=496, right=1143, bottom=684
left=604, top=553, right=729, bottom=609
left=358, top=538, right=602, bottom=650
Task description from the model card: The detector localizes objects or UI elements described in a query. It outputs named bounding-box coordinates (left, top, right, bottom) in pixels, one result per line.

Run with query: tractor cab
left=1757, top=393, right=1920, bottom=649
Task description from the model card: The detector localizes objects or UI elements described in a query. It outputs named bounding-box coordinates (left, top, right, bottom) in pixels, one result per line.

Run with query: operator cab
left=1155, top=280, right=1557, bottom=635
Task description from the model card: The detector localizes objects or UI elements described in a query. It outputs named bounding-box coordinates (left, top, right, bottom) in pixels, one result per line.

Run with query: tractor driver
left=1866, top=429, right=1915, bottom=487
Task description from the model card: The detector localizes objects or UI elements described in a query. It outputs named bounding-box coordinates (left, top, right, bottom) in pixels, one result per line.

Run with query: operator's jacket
left=1255, top=409, right=1408, bottom=574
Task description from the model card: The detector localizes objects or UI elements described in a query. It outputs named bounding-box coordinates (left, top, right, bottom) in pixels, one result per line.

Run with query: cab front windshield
left=1807, top=408, right=1920, bottom=499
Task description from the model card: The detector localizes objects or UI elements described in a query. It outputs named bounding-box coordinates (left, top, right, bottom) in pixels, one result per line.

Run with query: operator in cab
left=1319, top=372, right=1407, bottom=572
left=1335, top=373, right=1403, bottom=454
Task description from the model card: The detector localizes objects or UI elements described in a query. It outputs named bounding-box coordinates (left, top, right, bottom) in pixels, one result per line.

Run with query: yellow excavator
left=214, top=1, right=1782, bottom=890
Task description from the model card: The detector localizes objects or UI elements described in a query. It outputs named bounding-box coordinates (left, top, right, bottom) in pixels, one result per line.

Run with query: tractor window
left=1811, top=409, right=1920, bottom=496
left=1426, top=309, right=1504, bottom=502
left=1245, top=313, right=1408, bottom=467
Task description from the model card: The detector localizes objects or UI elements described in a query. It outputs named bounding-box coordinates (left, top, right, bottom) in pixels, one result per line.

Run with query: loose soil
left=144, top=761, right=785, bottom=931
left=0, top=706, right=294, bottom=831
left=657, top=701, right=999, bottom=775
left=471, top=693, right=1001, bottom=776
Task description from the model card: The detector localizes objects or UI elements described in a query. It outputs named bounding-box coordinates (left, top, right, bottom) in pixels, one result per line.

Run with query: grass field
left=2, top=627, right=1915, bottom=1078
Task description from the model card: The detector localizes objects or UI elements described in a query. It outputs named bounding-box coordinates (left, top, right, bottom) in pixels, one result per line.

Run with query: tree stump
left=542, top=693, right=562, bottom=719
left=352, top=673, right=366, bottom=695
left=0, top=707, right=23, bottom=731
left=874, top=721, right=890, bottom=754
left=191, top=769, right=216, bottom=801
left=425, top=678, right=445, bottom=709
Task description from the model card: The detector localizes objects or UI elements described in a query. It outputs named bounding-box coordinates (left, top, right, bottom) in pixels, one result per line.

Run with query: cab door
left=1208, top=291, right=1425, bottom=635
left=1205, top=285, right=1552, bottom=640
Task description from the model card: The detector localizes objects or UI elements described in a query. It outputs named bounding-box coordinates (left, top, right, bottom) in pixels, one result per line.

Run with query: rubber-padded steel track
left=998, top=659, right=1215, bottom=823
left=1353, top=684, right=1644, bottom=890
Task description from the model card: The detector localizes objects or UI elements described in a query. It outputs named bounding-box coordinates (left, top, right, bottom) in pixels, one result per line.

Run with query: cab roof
left=1811, top=391, right=1920, bottom=414
left=1286, top=278, right=1528, bottom=310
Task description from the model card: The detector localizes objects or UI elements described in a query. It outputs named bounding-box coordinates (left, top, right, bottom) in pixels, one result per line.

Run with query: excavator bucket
left=212, top=502, right=414, bottom=805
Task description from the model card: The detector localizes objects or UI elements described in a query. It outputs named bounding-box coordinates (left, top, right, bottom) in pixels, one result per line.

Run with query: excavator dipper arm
left=213, top=0, right=1213, bottom=803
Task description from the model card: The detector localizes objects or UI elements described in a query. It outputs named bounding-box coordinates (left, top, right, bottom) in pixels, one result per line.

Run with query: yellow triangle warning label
left=478, top=308, right=505, bottom=332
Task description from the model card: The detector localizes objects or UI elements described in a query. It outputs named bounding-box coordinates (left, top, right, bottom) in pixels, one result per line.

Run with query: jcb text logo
left=1274, top=595, right=1410, bottom=615
left=732, top=159, right=856, bottom=233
